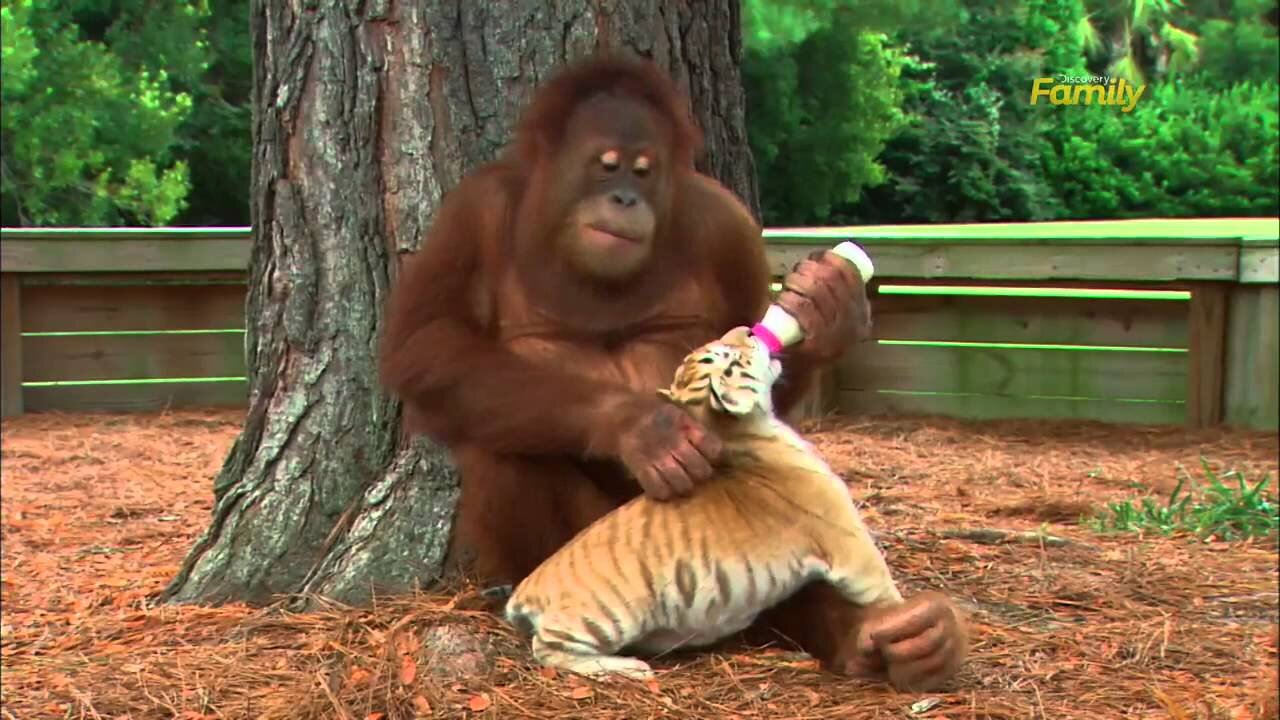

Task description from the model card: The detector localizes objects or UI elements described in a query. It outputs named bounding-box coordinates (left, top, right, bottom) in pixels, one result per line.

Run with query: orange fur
left=504, top=327, right=902, bottom=679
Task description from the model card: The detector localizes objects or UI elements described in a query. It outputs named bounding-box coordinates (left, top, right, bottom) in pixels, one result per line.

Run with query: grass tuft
left=1087, top=458, right=1279, bottom=541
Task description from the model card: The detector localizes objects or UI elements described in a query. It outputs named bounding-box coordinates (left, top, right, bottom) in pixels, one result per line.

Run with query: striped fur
left=504, top=326, right=903, bottom=679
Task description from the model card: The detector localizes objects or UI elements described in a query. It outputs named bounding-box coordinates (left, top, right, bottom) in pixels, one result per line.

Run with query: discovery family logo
left=1029, top=75, right=1147, bottom=112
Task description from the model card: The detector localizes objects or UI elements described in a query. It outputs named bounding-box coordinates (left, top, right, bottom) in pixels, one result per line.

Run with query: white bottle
left=750, top=241, right=875, bottom=354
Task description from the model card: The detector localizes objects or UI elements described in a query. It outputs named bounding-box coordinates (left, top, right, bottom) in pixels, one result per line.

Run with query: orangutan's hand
left=615, top=400, right=723, bottom=501
left=775, top=249, right=872, bottom=365
left=835, top=591, right=967, bottom=692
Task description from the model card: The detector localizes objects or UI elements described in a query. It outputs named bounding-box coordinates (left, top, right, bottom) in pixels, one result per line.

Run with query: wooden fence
left=2, top=219, right=1277, bottom=430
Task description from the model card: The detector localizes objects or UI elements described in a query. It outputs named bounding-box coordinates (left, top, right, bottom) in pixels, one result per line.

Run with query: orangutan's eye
left=599, top=150, right=620, bottom=171
left=633, top=154, right=651, bottom=177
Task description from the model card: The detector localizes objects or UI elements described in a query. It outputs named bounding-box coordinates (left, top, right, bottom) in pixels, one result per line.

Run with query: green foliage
left=1, top=0, right=39, bottom=93
left=746, top=25, right=911, bottom=224
left=791, top=0, right=1278, bottom=225
left=70, top=0, right=253, bottom=226
left=166, top=0, right=253, bottom=226
left=3, top=0, right=1273, bottom=228
left=843, top=0, right=1088, bottom=223
left=0, top=0, right=201, bottom=226
left=744, top=0, right=961, bottom=50
left=1184, top=0, right=1280, bottom=86
left=1087, top=460, right=1278, bottom=541
left=744, top=0, right=842, bottom=52
left=742, top=0, right=959, bottom=225
left=0, top=0, right=250, bottom=227
left=1042, top=80, right=1280, bottom=218
left=848, top=66, right=1060, bottom=223
left=1040, top=0, right=1278, bottom=219
left=70, top=0, right=253, bottom=224
left=1079, top=0, right=1203, bottom=85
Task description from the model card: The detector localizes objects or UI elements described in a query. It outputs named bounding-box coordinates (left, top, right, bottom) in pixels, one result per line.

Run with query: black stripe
left=714, top=562, right=733, bottom=608
left=638, top=559, right=657, bottom=599
left=582, top=617, right=614, bottom=649
left=541, top=628, right=591, bottom=650
left=592, top=593, right=627, bottom=642
left=699, top=535, right=719, bottom=614
left=600, top=543, right=638, bottom=620
left=672, top=603, right=689, bottom=628
left=539, top=638, right=591, bottom=656
left=653, top=519, right=675, bottom=627
left=675, top=559, right=698, bottom=609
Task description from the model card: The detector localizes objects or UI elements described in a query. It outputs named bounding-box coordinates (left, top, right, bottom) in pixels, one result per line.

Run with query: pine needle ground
left=2, top=409, right=1277, bottom=719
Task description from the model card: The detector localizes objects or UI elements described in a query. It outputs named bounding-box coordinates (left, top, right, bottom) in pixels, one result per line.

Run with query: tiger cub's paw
left=564, top=655, right=655, bottom=680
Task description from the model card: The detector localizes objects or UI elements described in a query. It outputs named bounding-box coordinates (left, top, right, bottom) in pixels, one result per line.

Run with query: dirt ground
left=1, top=408, right=1277, bottom=719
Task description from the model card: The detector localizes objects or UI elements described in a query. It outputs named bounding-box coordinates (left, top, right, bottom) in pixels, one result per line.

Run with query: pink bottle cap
left=750, top=323, right=784, bottom=354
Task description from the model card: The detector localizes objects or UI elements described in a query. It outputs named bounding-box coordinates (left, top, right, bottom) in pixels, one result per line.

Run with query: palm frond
left=1108, top=54, right=1146, bottom=86
left=1075, top=14, right=1106, bottom=56
left=1160, top=22, right=1201, bottom=73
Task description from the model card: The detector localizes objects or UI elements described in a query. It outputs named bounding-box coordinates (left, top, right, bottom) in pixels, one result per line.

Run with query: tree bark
left=163, top=0, right=758, bottom=608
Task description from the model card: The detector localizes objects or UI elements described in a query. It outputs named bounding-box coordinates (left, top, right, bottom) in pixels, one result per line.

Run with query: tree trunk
left=162, top=0, right=758, bottom=608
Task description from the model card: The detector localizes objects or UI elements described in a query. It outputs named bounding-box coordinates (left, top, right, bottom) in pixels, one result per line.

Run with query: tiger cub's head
left=658, top=326, right=782, bottom=425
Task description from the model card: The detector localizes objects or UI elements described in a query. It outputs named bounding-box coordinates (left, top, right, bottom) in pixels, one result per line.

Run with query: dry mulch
left=1, top=408, right=1277, bottom=720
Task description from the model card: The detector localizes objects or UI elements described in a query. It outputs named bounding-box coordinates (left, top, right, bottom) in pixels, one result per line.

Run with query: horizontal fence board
left=838, top=343, right=1187, bottom=402
left=766, top=243, right=1240, bottom=282
left=22, top=283, right=247, bottom=333
left=22, top=332, right=246, bottom=383
left=0, top=227, right=252, bottom=241
left=1238, top=241, right=1279, bottom=284
left=766, top=217, right=1279, bottom=242
left=839, top=389, right=1185, bottom=426
left=1, top=238, right=250, bottom=273
left=23, top=380, right=248, bottom=413
left=870, top=294, right=1189, bottom=348
left=870, top=278, right=1196, bottom=292
left=19, top=271, right=247, bottom=287
left=3, top=220, right=1271, bottom=279
left=2, top=220, right=1273, bottom=425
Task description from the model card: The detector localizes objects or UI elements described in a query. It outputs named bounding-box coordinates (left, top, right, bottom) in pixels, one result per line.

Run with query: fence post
left=1186, top=282, right=1228, bottom=428
left=1222, top=236, right=1280, bottom=432
left=1223, top=285, right=1280, bottom=432
left=1, top=273, right=23, bottom=417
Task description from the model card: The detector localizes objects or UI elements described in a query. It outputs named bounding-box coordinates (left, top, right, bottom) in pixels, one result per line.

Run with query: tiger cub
left=504, top=325, right=903, bottom=680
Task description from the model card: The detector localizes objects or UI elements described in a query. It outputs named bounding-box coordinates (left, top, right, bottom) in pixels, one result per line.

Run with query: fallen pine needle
left=1, top=409, right=1275, bottom=720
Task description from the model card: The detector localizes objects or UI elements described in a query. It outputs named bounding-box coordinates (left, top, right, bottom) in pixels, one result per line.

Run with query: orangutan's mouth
left=585, top=224, right=640, bottom=245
